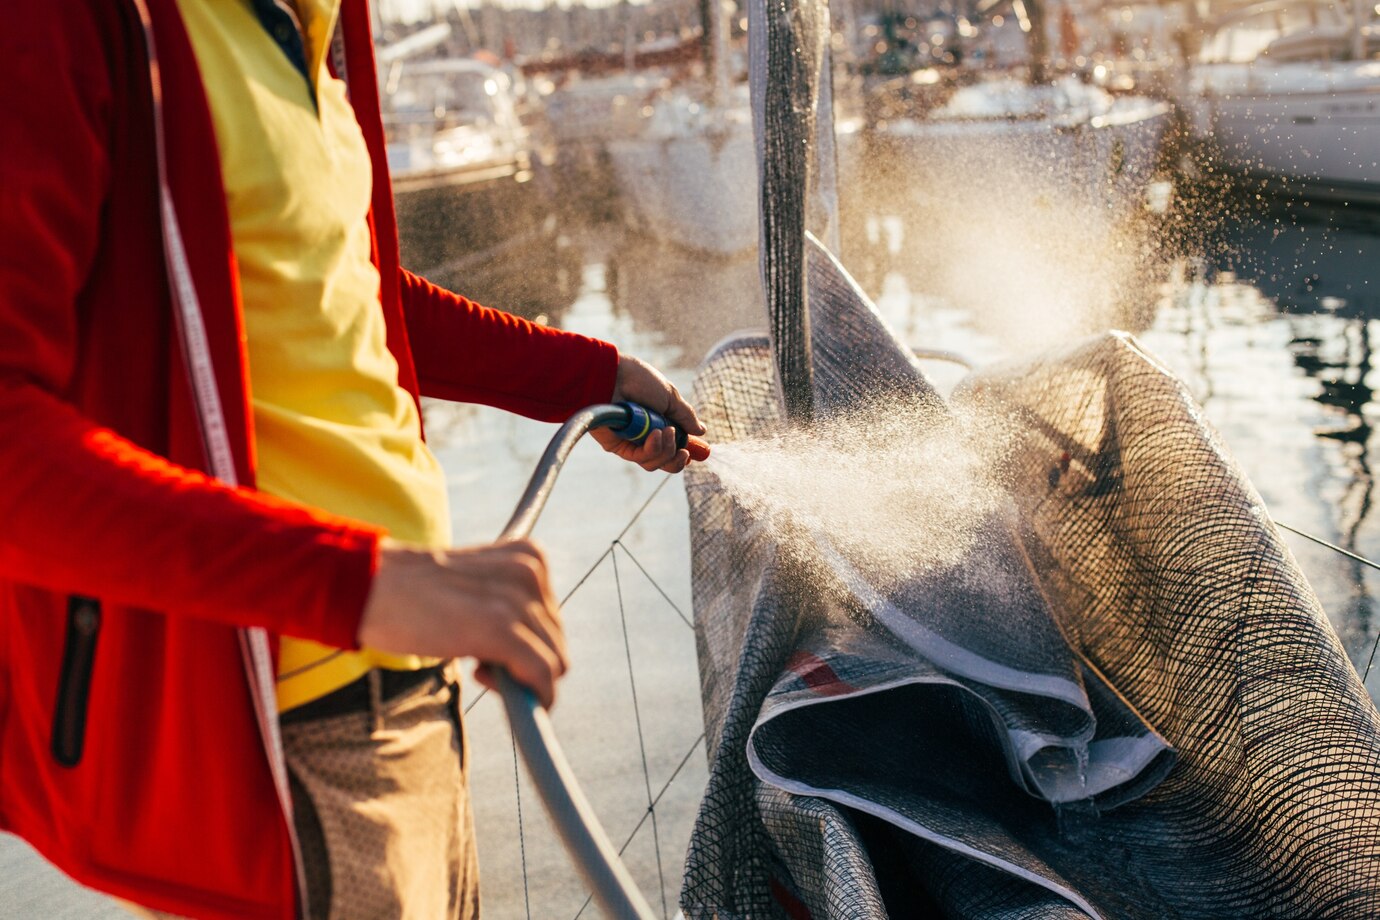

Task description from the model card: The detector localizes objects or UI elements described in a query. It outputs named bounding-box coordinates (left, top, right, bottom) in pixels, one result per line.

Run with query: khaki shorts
left=281, top=663, right=480, bottom=920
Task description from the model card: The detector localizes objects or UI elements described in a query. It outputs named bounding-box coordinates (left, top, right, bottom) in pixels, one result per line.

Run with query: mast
left=700, top=0, right=732, bottom=105
left=1016, top=0, right=1051, bottom=85
left=1354, top=0, right=1367, bottom=62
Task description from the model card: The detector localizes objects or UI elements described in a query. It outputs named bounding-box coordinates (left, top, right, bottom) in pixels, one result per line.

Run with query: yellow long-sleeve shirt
left=176, top=0, right=446, bottom=711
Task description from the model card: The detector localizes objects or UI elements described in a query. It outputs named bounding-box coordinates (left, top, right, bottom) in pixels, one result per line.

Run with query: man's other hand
left=357, top=538, right=568, bottom=708
left=593, top=353, right=707, bottom=473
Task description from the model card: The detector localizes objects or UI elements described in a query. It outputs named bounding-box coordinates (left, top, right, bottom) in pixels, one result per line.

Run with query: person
left=0, top=0, right=704, bottom=918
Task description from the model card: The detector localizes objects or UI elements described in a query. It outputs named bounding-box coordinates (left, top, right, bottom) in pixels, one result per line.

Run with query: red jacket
left=0, top=1, right=617, bottom=917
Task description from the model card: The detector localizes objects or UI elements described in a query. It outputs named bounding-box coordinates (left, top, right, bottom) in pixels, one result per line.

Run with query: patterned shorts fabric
left=281, top=666, right=480, bottom=920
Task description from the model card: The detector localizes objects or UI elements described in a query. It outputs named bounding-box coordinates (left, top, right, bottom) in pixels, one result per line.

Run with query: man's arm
left=398, top=269, right=706, bottom=472
left=399, top=268, right=619, bottom=422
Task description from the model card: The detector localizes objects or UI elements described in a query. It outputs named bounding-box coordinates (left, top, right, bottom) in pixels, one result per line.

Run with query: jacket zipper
left=51, top=596, right=101, bottom=767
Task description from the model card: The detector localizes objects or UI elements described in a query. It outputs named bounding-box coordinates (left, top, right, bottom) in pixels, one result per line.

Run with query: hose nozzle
left=609, top=402, right=711, bottom=462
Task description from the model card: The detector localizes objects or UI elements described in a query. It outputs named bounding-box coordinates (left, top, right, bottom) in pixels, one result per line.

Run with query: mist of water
left=852, top=133, right=1171, bottom=357
left=700, top=397, right=1022, bottom=590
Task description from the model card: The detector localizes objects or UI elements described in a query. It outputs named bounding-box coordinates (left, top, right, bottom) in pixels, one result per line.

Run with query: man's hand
left=592, top=354, right=707, bottom=473
left=357, top=537, right=568, bottom=708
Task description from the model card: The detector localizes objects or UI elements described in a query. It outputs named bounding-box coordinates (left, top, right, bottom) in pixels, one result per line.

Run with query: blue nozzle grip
left=608, top=402, right=710, bottom=461
left=609, top=402, right=687, bottom=450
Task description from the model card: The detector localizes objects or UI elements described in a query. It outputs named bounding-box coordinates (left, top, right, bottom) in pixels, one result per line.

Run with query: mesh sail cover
left=680, top=241, right=1380, bottom=918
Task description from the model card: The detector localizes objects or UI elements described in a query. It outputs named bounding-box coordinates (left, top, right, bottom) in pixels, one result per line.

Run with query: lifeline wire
left=1275, top=519, right=1380, bottom=576
left=510, top=729, right=532, bottom=920
left=613, top=549, right=671, bottom=917
left=615, top=539, right=695, bottom=630
left=573, top=735, right=708, bottom=920
left=1273, top=518, right=1380, bottom=681
left=467, top=471, right=690, bottom=917
left=463, top=477, right=674, bottom=717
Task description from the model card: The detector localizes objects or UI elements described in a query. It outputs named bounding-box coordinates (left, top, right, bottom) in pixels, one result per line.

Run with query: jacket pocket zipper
left=51, top=596, right=101, bottom=768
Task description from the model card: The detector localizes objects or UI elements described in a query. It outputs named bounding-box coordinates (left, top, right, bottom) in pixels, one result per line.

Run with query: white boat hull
left=607, top=116, right=758, bottom=257
left=1202, top=78, right=1380, bottom=202
left=874, top=98, right=1172, bottom=213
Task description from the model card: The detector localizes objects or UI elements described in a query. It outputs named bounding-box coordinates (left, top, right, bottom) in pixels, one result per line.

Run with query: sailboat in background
left=1182, top=0, right=1380, bottom=203
left=863, top=0, right=1171, bottom=215
left=606, top=0, right=758, bottom=257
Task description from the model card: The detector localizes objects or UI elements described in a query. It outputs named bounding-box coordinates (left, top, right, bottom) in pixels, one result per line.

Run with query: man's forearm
left=0, top=377, right=381, bottom=645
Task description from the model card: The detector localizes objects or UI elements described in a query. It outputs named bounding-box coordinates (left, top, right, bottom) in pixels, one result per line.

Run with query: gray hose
left=495, top=403, right=658, bottom=920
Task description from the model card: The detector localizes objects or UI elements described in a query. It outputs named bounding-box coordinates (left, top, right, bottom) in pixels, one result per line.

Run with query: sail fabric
left=690, top=0, right=1380, bottom=911
left=679, top=239, right=1380, bottom=918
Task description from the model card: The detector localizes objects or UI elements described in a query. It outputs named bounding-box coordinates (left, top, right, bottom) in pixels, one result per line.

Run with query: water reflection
left=1212, top=201, right=1380, bottom=316
left=1144, top=198, right=1380, bottom=687
left=605, top=236, right=764, bottom=364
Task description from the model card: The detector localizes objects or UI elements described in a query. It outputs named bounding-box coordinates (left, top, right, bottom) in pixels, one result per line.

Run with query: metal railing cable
left=460, top=472, right=691, bottom=917
left=510, top=731, right=533, bottom=920
left=615, top=539, right=695, bottom=631
left=1274, top=520, right=1380, bottom=576
left=572, top=735, right=708, bottom=920
left=1273, top=519, right=1380, bottom=681
left=546, top=536, right=704, bottom=920
left=612, top=549, right=671, bottom=917
left=463, top=476, right=675, bottom=719
left=496, top=480, right=702, bottom=920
